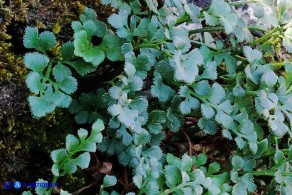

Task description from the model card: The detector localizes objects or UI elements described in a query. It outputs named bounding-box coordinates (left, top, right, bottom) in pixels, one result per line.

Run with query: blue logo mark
left=14, top=181, right=21, bottom=189
left=3, top=181, right=12, bottom=189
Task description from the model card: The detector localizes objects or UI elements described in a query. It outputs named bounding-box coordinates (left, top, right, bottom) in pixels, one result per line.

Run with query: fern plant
left=22, top=0, right=292, bottom=194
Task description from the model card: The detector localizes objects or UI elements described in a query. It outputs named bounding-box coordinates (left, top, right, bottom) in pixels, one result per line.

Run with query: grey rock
left=188, top=0, right=212, bottom=8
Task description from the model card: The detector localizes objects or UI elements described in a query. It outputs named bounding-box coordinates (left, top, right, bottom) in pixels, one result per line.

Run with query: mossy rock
left=0, top=80, right=77, bottom=183
left=0, top=0, right=113, bottom=193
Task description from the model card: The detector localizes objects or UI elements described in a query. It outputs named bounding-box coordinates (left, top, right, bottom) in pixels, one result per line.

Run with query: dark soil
left=191, top=0, right=212, bottom=8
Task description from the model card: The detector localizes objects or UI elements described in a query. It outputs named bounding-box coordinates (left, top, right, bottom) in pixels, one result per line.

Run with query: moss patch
left=0, top=1, right=112, bottom=193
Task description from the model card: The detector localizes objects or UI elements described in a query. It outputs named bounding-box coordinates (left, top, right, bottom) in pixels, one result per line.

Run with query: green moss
left=0, top=0, right=112, bottom=191
left=0, top=106, right=76, bottom=183
left=0, top=0, right=112, bottom=82
left=0, top=0, right=27, bottom=81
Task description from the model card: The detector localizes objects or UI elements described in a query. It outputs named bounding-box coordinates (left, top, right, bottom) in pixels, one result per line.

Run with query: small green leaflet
left=23, top=27, right=56, bottom=51
left=151, top=71, right=175, bottom=102
left=170, top=49, right=203, bottom=83
left=74, top=30, right=106, bottom=67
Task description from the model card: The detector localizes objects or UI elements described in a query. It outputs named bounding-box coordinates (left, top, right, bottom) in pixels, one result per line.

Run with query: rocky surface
left=191, top=0, right=212, bottom=8
left=0, top=81, right=28, bottom=125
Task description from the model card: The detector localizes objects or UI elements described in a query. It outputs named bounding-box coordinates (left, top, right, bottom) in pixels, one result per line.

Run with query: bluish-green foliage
left=23, top=0, right=292, bottom=194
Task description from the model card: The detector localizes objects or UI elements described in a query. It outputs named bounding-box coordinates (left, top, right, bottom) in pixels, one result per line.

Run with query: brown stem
left=182, top=130, right=193, bottom=157
left=72, top=180, right=98, bottom=195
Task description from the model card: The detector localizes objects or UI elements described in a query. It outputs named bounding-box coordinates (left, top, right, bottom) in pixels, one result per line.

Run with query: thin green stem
left=246, top=91, right=258, bottom=97
left=235, top=55, right=247, bottom=62
left=250, top=171, right=292, bottom=177
left=250, top=27, right=280, bottom=46
left=191, top=40, right=216, bottom=50
left=162, top=188, right=175, bottom=195
left=175, top=13, right=190, bottom=26
left=190, top=26, right=226, bottom=34
left=45, top=60, right=53, bottom=80
left=138, top=180, right=149, bottom=195
left=162, top=182, right=199, bottom=195
left=248, top=25, right=267, bottom=32
left=161, top=189, right=172, bottom=195
left=189, top=89, right=218, bottom=110
left=161, top=183, right=185, bottom=195
left=249, top=171, right=275, bottom=176
left=287, top=85, right=292, bottom=94
left=134, top=43, right=159, bottom=50
left=191, top=40, right=233, bottom=56
left=190, top=25, right=266, bottom=35
left=275, top=137, right=279, bottom=150
left=262, top=148, right=291, bottom=157
left=59, top=138, right=92, bottom=169
left=229, top=0, right=259, bottom=7
left=219, top=75, right=236, bottom=80
left=163, top=50, right=173, bottom=58
left=46, top=176, right=58, bottom=194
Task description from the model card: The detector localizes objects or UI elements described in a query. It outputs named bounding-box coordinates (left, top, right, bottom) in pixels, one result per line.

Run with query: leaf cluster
left=22, top=0, right=292, bottom=194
